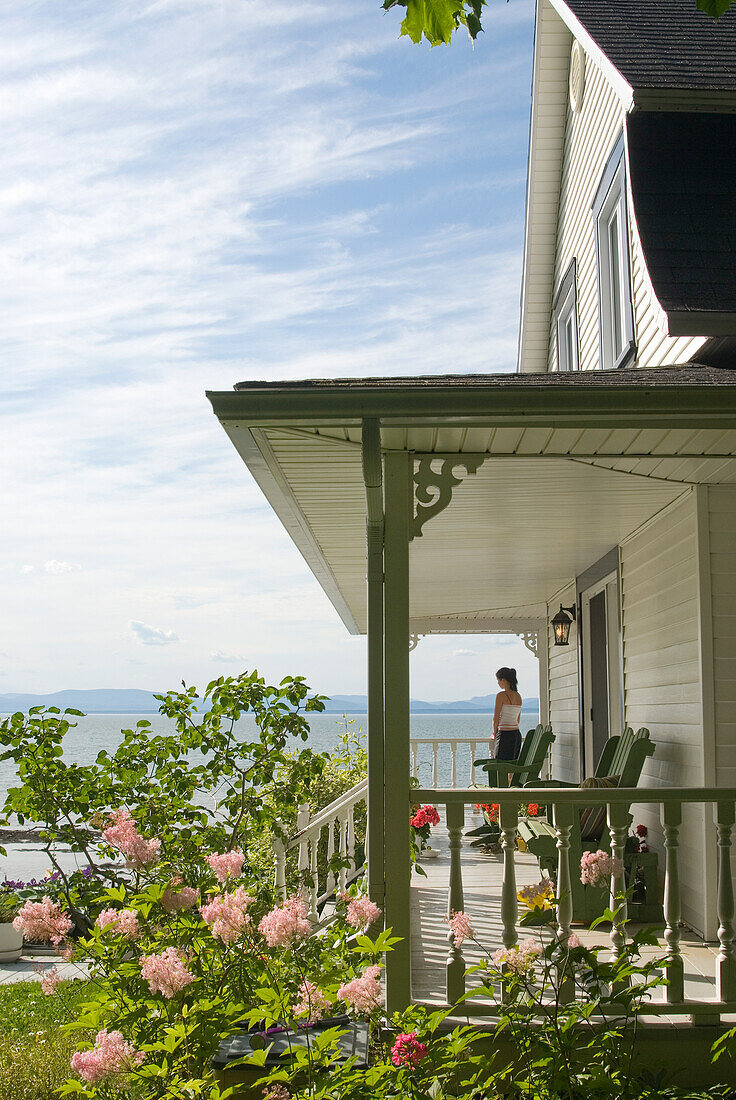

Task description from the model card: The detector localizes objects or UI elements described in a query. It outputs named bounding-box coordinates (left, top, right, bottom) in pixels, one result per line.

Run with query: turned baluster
left=347, top=804, right=356, bottom=877
left=500, top=801, right=519, bottom=949
left=337, top=813, right=348, bottom=893
left=661, top=801, right=684, bottom=1003
left=450, top=743, right=458, bottom=789
left=716, top=800, right=736, bottom=1003
left=325, top=815, right=336, bottom=895
left=470, top=742, right=479, bottom=786
left=273, top=821, right=287, bottom=902
left=553, top=801, right=575, bottom=1004
left=446, top=802, right=466, bottom=1004
left=608, top=801, right=631, bottom=965
left=297, top=804, right=311, bottom=902
left=308, top=834, right=319, bottom=921
left=432, top=744, right=439, bottom=788
left=411, top=743, right=419, bottom=781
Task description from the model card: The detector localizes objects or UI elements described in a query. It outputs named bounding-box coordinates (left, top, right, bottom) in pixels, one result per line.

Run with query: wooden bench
left=473, top=724, right=555, bottom=789
left=517, top=727, right=659, bottom=922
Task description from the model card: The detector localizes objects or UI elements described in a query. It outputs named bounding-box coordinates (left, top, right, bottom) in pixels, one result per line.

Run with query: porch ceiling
left=208, top=368, right=736, bottom=636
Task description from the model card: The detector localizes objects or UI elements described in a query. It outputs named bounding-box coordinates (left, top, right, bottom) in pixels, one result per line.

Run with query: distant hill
left=0, top=689, right=539, bottom=716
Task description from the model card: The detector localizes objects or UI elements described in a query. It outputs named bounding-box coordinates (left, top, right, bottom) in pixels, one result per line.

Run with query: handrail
left=413, top=786, right=736, bottom=805
left=288, top=779, right=367, bottom=844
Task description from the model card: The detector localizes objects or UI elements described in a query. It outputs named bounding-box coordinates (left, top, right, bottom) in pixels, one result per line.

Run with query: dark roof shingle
left=564, top=0, right=736, bottom=90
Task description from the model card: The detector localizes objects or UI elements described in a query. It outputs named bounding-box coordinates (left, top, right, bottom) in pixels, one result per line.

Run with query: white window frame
left=553, top=259, right=579, bottom=371
left=593, top=133, right=636, bottom=370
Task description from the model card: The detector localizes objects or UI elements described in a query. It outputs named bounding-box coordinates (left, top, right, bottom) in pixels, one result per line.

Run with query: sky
left=1, top=0, right=540, bottom=703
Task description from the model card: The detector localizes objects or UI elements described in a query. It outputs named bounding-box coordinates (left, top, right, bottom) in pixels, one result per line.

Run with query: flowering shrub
left=445, top=909, right=473, bottom=947
left=258, top=894, right=313, bottom=947
left=70, top=1029, right=145, bottom=1085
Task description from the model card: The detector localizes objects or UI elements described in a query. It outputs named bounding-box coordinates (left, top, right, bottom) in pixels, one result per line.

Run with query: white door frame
left=580, top=569, right=623, bottom=772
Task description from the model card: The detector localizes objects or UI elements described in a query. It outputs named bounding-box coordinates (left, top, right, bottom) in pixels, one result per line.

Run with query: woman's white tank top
left=498, top=702, right=522, bottom=730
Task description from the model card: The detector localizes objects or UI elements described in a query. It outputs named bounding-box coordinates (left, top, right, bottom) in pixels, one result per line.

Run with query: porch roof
left=207, top=365, right=736, bottom=634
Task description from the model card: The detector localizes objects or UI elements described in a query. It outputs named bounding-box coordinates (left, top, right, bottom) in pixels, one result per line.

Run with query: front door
left=581, top=570, right=622, bottom=775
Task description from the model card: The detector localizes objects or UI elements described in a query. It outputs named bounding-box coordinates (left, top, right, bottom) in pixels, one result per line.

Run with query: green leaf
left=697, top=0, right=734, bottom=15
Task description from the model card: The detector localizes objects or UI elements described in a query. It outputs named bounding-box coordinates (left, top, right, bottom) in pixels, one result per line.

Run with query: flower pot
left=0, top=923, right=23, bottom=962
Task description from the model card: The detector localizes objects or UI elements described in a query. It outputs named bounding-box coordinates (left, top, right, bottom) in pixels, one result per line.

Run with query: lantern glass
left=551, top=605, right=573, bottom=647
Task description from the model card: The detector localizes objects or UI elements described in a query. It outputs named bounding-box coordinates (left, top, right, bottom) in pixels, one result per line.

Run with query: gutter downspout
left=362, top=418, right=385, bottom=912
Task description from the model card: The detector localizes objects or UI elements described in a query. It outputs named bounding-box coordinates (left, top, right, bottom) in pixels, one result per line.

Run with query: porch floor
left=411, top=811, right=724, bottom=1021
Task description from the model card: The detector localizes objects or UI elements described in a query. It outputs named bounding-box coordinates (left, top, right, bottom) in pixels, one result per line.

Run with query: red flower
left=526, top=803, right=539, bottom=816
left=635, top=824, right=648, bottom=838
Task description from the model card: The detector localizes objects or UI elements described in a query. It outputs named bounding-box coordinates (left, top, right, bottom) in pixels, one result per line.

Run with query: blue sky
left=2, top=0, right=540, bottom=702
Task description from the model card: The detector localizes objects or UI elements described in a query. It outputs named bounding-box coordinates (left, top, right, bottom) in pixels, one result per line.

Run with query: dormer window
left=553, top=259, right=579, bottom=371
left=593, top=133, right=636, bottom=370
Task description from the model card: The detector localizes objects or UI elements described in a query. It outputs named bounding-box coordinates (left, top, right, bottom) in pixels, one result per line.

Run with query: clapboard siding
left=547, top=583, right=580, bottom=783
left=621, top=493, right=706, bottom=933
left=709, top=487, right=736, bottom=790
left=547, top=47, right=706, bottom=373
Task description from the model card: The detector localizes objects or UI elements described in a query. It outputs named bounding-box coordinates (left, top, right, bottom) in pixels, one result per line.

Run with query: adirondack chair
left=517, top=727, right=658, bottom=922
left=473, top=724, right=555, bottom=788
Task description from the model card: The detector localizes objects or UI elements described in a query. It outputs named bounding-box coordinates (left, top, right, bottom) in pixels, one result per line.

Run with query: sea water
left=0, top=709, right=539, bottom=879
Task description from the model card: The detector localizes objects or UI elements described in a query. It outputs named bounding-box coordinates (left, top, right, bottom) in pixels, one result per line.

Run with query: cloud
left=210, top=650, right=244, bottom=664
left=452, top=648, right=478, bottom=658
left=19, top=564, right=35, bottom=574
left=44, top=560, right=82, bottom=574
left=129, top=620, right=180, bottom=646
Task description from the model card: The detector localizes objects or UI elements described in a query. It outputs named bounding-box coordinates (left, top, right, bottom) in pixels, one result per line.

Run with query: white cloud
left=210, top=650, right=244, bottom=664
left=19, top=564, right=35, bottom=574
left=452, top=648, right=478, bottom=658
left=129, top=620, right=180, bottom=646
left=44, top=560, right=82, bottom=575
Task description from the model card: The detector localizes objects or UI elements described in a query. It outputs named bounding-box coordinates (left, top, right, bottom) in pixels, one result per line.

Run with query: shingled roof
left=564, top=0, right=736, bottom=91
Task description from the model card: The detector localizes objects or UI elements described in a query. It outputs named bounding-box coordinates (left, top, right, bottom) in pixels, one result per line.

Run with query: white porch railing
left=408, top=786, right=736, bottom=1021
left=273, top=779, right=367, bottom=920
left=411, top=737, right=492, bottom=788
left=271, top=736, right=489, bottom=919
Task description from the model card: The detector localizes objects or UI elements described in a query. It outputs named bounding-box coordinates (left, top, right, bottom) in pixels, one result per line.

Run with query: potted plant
left=0, top=885, right=23, bottom=962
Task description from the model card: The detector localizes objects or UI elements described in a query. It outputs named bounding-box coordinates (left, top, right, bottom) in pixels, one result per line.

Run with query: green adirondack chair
left=517, top=727, right=658, bottom=922
left=474, top=724, right=555, bottom=788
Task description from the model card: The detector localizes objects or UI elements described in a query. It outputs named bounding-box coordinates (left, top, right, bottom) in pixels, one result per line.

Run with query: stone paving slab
left=0, top=955, right=88, bottom=985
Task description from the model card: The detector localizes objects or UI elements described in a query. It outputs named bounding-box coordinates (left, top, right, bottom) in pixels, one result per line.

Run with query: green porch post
left=362, top=419, right=385, bottom=913
left=383, top=449, right=412, bottom=1012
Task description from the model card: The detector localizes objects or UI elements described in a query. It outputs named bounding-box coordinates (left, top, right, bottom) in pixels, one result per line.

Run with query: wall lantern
left=551, top=604, right=577, bottom=647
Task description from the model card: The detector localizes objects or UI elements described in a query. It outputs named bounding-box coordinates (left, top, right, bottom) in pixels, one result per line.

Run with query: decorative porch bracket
left=412, top=454, right=485, bottom=539
left=518, top=630, right=539, bottom=657
left=409, top=632, right=424, bottom=651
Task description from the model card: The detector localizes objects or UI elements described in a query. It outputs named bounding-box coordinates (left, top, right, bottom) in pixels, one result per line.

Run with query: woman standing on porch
left=493, top=667, right=522, bottom=761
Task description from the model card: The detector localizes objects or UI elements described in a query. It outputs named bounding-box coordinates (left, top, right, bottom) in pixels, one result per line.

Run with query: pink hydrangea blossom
left=13, top=897, right=73, bottom=946
left=32, top=964, right=62, bottom=996
left=200, top=887, right=254, bottom=944
left=580, top=850, right=624, bottom=887
left=161, top=885, right=199, bottom=914
left=263, top=1087, right=290, bottom=1100
left=71, top=1030, right=144, bottom=1084
left=410, top=805, right=440, bottom=829
left=292, top=979, right=330, bottom=1024
left=102, top=809, right=161, bottom=870
left=490, top=938, right=541, bottom=975
left=206, top=850, right=245, bottom=883
left=567, top=933, right=581, bottom=949
left=345, top=896, right=381, bottom=932
left=140, top=947, right=194, bottom=998
left=258, top=895, right=312, bottom=947
left=391, top=1031, right=429, bottom=1068
left=96, top=908, right=141, bottom=940
left=445, top=909, right=473, bottom=947
left=337, top=964, right=382, bottom=1014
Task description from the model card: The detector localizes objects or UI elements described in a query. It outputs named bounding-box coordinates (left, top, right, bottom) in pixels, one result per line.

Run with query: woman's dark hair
left=496, top=667, right=518, bottom=692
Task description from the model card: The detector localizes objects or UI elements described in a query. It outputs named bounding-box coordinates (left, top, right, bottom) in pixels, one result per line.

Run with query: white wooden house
left=208, top=0, right=736, bottom=1018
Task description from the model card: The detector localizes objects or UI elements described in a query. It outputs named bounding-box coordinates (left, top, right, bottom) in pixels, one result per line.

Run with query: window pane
left=608, top=207, right=623, bottom=360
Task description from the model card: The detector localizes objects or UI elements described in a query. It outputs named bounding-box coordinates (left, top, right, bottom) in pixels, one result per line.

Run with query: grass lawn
left=0, top=980, right=92, bottom=1100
